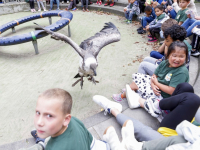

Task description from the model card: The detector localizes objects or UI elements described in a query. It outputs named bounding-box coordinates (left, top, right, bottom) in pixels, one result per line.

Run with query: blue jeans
left=142, top=16, right=154, bottom=28
left=125, top=11, right=136, bottom=21
left=150, top=51, right=164, bottom=59
left=181, top=18, right=200, bottom=37
left=50, top=0, right=60, bottom=9
left=169, top=9, right=176, bottom=19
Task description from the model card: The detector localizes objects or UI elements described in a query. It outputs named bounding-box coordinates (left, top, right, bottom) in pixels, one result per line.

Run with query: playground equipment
left=0, top=10, right=73, bottom=54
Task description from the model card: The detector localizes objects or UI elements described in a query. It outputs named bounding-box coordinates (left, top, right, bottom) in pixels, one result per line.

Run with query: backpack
left=191, top=25, right=200, bottom=51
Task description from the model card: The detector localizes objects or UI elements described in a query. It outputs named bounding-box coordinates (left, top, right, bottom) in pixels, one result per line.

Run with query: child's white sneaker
left=38, top=9, right=41, bottom=12
left=43, top=9, right=47, bottom=11
left=103, top=126, right=126, bottom=150
left=144, top=98, right=161, bottom=118
left=121, top=120, right=143, bottom=150
left=125, top=84, right=140, bottom=109
left=93, top=95, right=122, bottom=115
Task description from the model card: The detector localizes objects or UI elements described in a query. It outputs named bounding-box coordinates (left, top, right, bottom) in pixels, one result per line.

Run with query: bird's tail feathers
left=74, top=73, right=81, bottom=78
left=100, top=22, right=117, bottom=32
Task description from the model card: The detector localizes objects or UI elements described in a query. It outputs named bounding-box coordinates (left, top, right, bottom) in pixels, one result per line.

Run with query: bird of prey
left=34, top=22, right=121, bottom=89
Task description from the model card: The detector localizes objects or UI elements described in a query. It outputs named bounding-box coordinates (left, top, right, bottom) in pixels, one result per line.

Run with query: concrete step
left=47, top=4, right=126, bottom=16
left=193, top=56, right=200, bottom=97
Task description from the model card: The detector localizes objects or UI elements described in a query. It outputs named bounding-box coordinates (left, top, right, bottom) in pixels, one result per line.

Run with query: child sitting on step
left=112, top=41, right=189, bottom=121
left=146, top=5, right=169, bottom=42
left=137, top=6, right=156, bottom=34
left=124, top=0, right=140, bottom=24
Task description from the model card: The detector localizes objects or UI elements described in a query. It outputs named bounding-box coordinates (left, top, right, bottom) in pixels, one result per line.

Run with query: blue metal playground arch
left=0, top=10, right=73, bottom=54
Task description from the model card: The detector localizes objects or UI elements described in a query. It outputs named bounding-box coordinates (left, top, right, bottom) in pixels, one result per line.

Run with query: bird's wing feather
left=79, top=22, right=121, bottom=57
left=34, top=22, right=85, bottom=58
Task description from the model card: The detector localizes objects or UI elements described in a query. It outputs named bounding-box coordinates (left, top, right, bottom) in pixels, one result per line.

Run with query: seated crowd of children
left=134, top=0, right=200, bottom=56
left=23, top=0, right=200, bottom=150
left=49, top=0, right=200, bottom=55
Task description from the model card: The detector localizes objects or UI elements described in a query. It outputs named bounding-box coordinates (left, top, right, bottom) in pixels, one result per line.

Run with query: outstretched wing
left=79, top=22, right=121, bottom=57
left=34, top=22, right=85, bottom=58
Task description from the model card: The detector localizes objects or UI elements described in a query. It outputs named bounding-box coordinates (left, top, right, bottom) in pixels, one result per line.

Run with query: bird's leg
left=72, top=78, right=81, bottom=87
left=87, top=76, right=92, bottom=82
left=80, top=76, right=84, bottom=89
left=88, top=76, right=99, bottom=83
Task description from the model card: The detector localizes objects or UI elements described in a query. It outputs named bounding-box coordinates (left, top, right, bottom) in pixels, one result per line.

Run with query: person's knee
left=150, top=51, right=157, bottom=58
left=176, top=83, right=194, bottom=93
left=142, top=16, right=146, bottom=21
left=139, top=62, right=147, bottom=69
left=185, top=93, right=200, bottom=106
left=143, top=56, right=152, bottom=62
left=168, top=136, right=187, bottom=145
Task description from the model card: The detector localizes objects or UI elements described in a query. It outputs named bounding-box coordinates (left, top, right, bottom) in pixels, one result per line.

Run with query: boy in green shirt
left=175, top=0, right=190, bottom=25
left=20, top=88, right=114, bottom=150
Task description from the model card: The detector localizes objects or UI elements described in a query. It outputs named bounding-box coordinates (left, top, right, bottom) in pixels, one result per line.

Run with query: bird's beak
left=93, top=69, right=97, bottom=76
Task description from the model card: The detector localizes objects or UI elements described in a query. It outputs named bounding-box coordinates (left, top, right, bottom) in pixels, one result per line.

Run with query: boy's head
left=154, top=5, right=164, bottom=16
left=144, top=6, right=152, bottom=16
left=161, top=19, right=178, bottom=33
left=130, top=0, right=135, bottom=4
left=164, top=24, right=186, bottom=47
left=34, top=88, right=72, bottom=139
left=179, top=0, right=190, bottom=9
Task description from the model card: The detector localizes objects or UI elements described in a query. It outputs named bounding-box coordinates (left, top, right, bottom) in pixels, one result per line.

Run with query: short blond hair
left=39, top=88, right=72, bottom=114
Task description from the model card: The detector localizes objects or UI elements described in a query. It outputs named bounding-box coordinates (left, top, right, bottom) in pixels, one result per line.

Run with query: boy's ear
left=63, top=114, right=71, bottom=126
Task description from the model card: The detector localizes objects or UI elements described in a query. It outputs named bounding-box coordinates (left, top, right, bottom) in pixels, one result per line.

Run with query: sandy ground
left=0, top=10, right=157, bottom=145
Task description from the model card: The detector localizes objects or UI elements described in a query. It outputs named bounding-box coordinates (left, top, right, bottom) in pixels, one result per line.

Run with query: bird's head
left=90, top=63, right=97, bottom=76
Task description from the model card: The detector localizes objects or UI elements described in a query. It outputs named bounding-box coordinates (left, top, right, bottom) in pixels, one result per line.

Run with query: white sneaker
left=191, top=51, right=200, bottom=56
left=103, top=126, right=126, bottom=150
left=38, top=9, right=41, bottom=12
left=125, top=84, right=140, bottom=109
left=43, top=9, right=47, bottom=11
left=144, top=98, right=161, bottom=118
left=62, top=0, right=64, bottom=3
left=121, top=120, right=143, bottom=150
left=93, top=95, right=122, bottom=115
left=67, top=1, right=69, bottom=3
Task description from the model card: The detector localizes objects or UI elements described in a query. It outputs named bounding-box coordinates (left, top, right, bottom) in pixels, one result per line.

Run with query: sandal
left=83, top=8, right=85, bottom=12
left=86, top=9, right=89, bottom=12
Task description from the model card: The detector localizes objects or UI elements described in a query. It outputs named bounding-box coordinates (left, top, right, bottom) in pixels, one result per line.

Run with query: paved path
left=0, top=2, right=200, bottom=150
